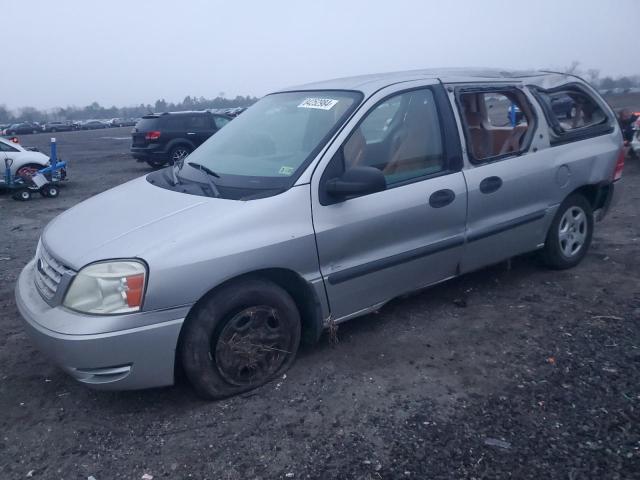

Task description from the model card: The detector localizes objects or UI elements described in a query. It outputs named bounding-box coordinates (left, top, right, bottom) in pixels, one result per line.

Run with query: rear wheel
left=541, top=194, right=593, bottom=269
left=169, top=145, right=191, bottom=165
left=180, top=279, right=301, bottom=399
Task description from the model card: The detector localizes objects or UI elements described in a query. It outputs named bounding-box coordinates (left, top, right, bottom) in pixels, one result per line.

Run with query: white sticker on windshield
left=298, top=98, right=339, bottom=110
left=279, top=166, right=294, bottom=175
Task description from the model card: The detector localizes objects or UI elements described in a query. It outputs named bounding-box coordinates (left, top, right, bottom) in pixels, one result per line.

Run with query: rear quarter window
left=135, top=118, right=160, bottom=131
left=530, top=84, right=613, bottom=145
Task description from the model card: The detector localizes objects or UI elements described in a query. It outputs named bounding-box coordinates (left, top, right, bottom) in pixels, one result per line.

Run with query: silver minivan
left=15, top=69, right=624, bottom=399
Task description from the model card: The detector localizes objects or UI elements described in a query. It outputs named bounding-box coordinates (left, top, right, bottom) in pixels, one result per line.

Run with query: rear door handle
left=187, top=132, right=196, bottom=135
left=479, top=176, right=503, bottom=194
left=429, top=189, right=456, bottom=208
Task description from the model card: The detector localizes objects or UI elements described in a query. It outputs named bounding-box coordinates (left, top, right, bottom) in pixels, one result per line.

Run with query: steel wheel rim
left=558, top=206, right=587, bottom=258
left=214, top=305, right=292, bottom=386
left=16, top=166, right=39, bottom=178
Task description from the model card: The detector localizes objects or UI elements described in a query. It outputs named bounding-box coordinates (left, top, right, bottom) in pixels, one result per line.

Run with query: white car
left=0, top=136, right=50, bottom=177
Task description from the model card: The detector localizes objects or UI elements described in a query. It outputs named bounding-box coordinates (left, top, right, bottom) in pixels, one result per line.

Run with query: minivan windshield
left=180, top=90, right=362, bottom=189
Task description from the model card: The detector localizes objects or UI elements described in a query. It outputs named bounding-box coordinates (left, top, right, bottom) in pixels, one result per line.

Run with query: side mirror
left=326, top=166, right=386, bottom=199
left=4, top=157, right=13, bottom=168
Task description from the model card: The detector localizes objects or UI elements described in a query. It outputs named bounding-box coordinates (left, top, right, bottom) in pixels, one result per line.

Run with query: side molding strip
left=327, top=235, right=465, bottom=285
left=467, top=209, right=547, bottom=243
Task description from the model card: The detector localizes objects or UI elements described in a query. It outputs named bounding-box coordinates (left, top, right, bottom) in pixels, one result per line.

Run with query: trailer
left=0, top=138, right=67, bottom=201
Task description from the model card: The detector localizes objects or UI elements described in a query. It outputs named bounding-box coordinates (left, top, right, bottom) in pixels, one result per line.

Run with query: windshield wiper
left=188, top=162, right=220, bottom=178
left=187, top=162, right=220, bottom=197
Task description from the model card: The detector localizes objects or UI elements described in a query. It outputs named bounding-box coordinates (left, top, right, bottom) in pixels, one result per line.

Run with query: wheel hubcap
left=558, top=206, right=587, bottom=258
left=214, top=306, right=292, bottom=386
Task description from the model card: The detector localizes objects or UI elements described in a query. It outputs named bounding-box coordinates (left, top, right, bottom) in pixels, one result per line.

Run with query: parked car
left=4, top=122, right=41, bottom=135
left=16, top=69, right=623, bottom=399
left=130, top=110, right=232, bottom=168
left=81, top=120, right=108, bottom=130
left=109, top=118, right=137, bottom=128
left=42, top=121, right=73, bottom=133
left=0, top=135, right=50, bottom=177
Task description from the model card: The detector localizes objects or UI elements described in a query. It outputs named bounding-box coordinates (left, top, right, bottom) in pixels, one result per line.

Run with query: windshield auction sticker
left=278, top=166, right=294, bottom=175
left=297, top=98, right=339, bottom=110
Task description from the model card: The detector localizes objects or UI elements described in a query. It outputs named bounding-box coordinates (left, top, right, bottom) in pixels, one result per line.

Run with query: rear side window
left=458, top=88, right=534, bottom=163
left=163, top=116, right=188, bottom=130
left=186, top=115, right=211, bottom=130
left=530, top=85, right=612, bottom=144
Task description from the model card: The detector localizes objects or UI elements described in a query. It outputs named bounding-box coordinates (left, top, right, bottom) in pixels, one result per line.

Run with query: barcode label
left=298, top=98, right=339, bottom=110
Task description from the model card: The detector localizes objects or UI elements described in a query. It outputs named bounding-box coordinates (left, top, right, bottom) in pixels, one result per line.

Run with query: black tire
left=541, top=194, right=593, bottom=269
left=146, top=159, right=166, bottom=169
left=13, top=189, right=31, bottom=201
left=169, top=145, right=191, bottom=165
left=180, top=278, right=301, bottom=400
left=40, top=185, right=59, bottom=198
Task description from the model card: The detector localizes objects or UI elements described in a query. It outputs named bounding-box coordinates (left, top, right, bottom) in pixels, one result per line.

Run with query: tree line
left=3, top=64, right=640, bottom=124
left=0, top=94, right=258, bottom=124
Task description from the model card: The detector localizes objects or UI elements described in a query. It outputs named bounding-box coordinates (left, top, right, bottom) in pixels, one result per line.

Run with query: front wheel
left=16, top=164, right=42, bottom=179
left=541, top=194, right=593, bottom=269
left=180, top=279, right=301, bottom=399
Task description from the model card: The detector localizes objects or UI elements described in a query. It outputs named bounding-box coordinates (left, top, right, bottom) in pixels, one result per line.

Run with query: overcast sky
left=2, top=0, right=637, bottom=110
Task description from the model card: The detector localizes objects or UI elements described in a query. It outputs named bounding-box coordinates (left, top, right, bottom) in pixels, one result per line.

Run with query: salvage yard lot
left=1, top=128, right=639, bottom=479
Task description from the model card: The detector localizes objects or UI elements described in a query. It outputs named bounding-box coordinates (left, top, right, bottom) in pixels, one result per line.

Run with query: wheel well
left=168, top=141, right=194, bottom=153
left=175, top=269, right=324, bottom=380
left=571, top=184, right=608, bottom=211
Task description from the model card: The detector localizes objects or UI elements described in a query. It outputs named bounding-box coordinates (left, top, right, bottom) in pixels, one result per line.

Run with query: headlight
left=63, top=260, right=147, bottom=314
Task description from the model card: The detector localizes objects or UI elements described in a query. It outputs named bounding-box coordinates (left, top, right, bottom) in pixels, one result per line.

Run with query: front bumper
left=15, top=260, right=187, bottom=390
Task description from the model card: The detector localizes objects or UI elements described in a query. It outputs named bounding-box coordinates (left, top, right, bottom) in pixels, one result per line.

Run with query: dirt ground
left=0, top=127, right=639, bottom=480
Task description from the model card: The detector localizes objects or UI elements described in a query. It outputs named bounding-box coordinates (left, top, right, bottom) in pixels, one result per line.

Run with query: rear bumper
left=15, top=260, right=185, bottom=390
left=130, top=144, right=168, bottom=161
left=596, top=179, right=622, bottom=221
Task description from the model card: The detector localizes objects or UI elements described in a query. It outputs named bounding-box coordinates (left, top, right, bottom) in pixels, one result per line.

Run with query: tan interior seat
left=465, top=110, right=493, bottom=160
left=383, top=96, right=434, bottom=175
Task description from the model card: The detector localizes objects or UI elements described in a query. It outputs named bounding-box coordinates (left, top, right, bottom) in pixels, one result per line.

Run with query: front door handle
left=479, top=176, right=503, bottom=194
left=187, top=132, right=196, bottom=135
left=429, top=189, right=456, bottom=208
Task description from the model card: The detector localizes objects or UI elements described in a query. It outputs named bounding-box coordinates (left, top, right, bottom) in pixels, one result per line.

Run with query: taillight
left=145, top=130, right=161, bottom=141
left=613, top=147, right=625, bottom=181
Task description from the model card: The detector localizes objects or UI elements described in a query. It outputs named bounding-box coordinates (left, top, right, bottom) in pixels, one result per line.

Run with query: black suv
left=130, top=111, right=231, bottom=168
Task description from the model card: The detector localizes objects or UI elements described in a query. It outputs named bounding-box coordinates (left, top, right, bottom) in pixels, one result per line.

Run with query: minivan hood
left=42, top=176, right=242, bottom=270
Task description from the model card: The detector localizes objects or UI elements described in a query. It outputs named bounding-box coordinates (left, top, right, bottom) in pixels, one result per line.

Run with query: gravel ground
left=0, top=128, right=639, bottom=479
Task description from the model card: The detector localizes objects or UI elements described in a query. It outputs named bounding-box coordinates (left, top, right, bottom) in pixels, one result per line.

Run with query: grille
left=34, top=243, right=70, bottom=301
